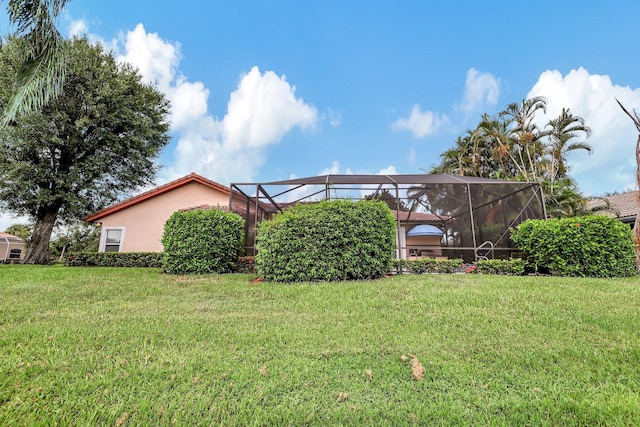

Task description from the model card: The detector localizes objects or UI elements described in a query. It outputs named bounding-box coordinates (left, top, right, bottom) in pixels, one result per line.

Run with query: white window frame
left=100, top=227, right=126, bottom=253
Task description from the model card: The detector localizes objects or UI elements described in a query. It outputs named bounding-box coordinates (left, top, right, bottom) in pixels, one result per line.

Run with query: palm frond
left=2, top=0, right=70, bottom=124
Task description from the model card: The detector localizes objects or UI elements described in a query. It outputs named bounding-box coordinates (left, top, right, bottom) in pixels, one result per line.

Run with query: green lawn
left=1, top=265, right=639, bottom=426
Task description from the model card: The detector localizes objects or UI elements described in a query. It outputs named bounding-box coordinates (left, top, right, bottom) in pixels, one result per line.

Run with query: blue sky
left=3, top=1, right=640, bottom=230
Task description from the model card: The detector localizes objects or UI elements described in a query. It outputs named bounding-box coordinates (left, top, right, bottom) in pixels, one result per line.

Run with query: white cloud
left=68, top=19, right=88, bottom=38
left=319, top=160, right=352, bottom=176
left=527, top=67, right=640, bottom=195
left=408, top=147, right=417, bottom=164
left=112, top=24, right=318, bottom=184
left=221, top=67, right=318, bottom=150
left=392, top=104, right=448, bottom=138
left=327, top=108, right=342, bottom=127
left=67, top=18, right=118, bottom=52
left=457, top=68, right=500, bottom=115
left=117, top=24, right=179, bottom=93
left=377, top=165, right=398, bottom=175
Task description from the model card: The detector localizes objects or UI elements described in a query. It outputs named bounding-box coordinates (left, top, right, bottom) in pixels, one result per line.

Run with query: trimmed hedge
left=64, top=252, right=163, bottom=267
left=473, top=258, right=525, bottom=275
left=162, top=208, right=244, bottom=275
left=392, top=258, right=464, bottom=274
left=391, top=258, right=525, bottom=275
left=511, top=215, right=636, bottom=277
left=255, top=200, right=396, bottom=282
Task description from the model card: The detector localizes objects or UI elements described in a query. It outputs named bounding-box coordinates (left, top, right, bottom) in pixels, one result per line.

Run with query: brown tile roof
left=393, top=210, right=448, bottom=222
left=85, top=173, right=232, bottom=222
left=586, top=191, right=639, bottom=220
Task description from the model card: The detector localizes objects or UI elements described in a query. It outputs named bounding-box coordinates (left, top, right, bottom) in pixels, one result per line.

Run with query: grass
left=1, top=265, right=639, bottom=425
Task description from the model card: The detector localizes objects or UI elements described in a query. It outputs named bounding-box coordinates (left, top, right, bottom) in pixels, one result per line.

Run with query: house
left=586, top=190, right=639, bottom=229
left=0, top=232, right=26, bottom=261
left=85, top=173, right=244, bottom=252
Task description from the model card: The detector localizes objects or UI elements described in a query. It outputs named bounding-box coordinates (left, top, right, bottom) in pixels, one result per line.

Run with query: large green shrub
left=162, top=209, right=244, bottom=275
left=255, top=200, right=396, bottom=282
left=511, top=215, right=636, bottom=277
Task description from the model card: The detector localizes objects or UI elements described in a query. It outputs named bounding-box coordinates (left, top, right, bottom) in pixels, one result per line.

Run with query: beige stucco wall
left=97, top=182, right=231, bottom=252
left=406, top=235, right=442, bottom=258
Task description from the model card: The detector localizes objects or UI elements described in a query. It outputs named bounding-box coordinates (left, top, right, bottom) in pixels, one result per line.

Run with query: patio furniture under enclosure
left=230, top=174, right=546, bottom=262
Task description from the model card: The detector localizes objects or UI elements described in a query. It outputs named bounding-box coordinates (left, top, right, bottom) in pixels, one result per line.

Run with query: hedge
left=64, top=252, right=163, bottom=267
left=511, top=215, right=636, bottom=277
left=162, top=208, right=244, bottom=275
left=255, top=200, right=396, bottom=282
left=391, top=258, right=525, bottom=275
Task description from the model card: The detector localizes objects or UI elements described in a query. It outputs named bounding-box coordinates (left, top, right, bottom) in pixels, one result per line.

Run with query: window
left=101, top=228, right=124, bottom=252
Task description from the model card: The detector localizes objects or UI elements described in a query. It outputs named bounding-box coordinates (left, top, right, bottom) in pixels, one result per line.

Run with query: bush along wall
left=511, top=215, right=636, bottom=277
left=255, top=200, right=396, bottom=282
left=391, top=258, right=525, bottom=275
left=162, top=208, right=244, bottom=275
left=64, top=252, right=163, bottom=267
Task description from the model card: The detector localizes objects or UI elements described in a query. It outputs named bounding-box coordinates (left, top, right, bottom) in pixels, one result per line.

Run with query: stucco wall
left=406, top=235, right=442, bottom=258
left=98, top=182, right=231, bottom=252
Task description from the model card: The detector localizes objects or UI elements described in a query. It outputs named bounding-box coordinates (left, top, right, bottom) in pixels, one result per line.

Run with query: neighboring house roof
left=586, top=190, right=639, bottom=223
left=393, top=210, right=447, bottom=223
left=85, top=173, right=232, bottom=222
left=0, top=232, right=25, bottom=243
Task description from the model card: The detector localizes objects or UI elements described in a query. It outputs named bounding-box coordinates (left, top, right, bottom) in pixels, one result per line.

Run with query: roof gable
left=85, top=173, right=231, bottom=222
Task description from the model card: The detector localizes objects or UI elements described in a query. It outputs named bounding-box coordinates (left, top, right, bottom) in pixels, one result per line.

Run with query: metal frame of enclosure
left=230, top=174, right=546, bottom=262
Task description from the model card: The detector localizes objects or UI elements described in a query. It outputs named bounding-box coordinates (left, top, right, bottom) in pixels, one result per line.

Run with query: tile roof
left=586, top=190, right=639, bottom=220
left=85, top=173, right=232, bottom=222
left=393, top=210, right=448, bottom=222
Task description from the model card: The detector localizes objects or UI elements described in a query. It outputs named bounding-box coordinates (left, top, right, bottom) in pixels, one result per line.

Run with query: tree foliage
left=49, top=221, right=100, bottom=257
left=2, top=0, right=71, bottom=122
left=364, top=188, right=410, bottom=211
left=4, top=223, right=30, bottom=241
left=430, top=97, right=592, bottom=217
left=0, top=37, right=170, bottom=264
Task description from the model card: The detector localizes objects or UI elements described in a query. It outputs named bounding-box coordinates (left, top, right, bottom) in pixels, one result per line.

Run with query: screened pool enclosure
left=230, top=174, right=546, bottom=262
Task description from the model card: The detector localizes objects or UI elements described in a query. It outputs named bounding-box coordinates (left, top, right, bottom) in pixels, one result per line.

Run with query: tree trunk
left=634, top=212, right=640, bottom=272
left=23, top=208, right=58, bottom=265
left=636, top=134, right=640, bottom=272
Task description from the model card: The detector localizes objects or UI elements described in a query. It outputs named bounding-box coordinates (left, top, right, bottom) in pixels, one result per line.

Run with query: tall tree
left=545, top=108, right=592, bottom=182
left=616, top=99, right=640, bottom=271
left=0, top=37, right=170, bottom=264
left=500, top=96, right=548, bottom=181
left=429, top=97, right=592, bottom=219
left=2, top=0, right=71, bottom=123
left=364, top=188, right=410, bottom=211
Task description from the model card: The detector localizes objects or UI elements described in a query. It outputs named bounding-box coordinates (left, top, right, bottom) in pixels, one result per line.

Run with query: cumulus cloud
left=457, top=68, right=500, bottom=115
left=67, top=18, right=118, bottom=52
left=392, top=104, right=448, bottom=138
left=527, top=67, right=640, bottom=195
left=319, top=160, right=352, bottom=176
left=408, top=147, right=417, bottom=164
left=112, top=24, right=318, bottom=184
left=327, top=108, right=342, bottom=127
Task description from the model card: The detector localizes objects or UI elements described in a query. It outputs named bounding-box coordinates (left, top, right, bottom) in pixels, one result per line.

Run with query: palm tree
left=545, top=108, right=592, bottom=183
left=616, top=99, right=640, bottom=271
left=500, top=96, right=548, bottom=181
left=2, top=0, right=70, bottom=123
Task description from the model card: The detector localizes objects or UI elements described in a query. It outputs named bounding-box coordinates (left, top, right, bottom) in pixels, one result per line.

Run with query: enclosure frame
left=230, top=174, right=546, bottom=262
